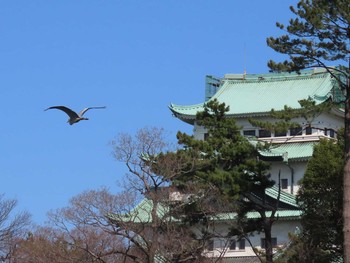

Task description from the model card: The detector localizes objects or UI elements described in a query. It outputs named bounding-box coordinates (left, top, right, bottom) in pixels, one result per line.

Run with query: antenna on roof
left=243, top=43, right=247, bottom=78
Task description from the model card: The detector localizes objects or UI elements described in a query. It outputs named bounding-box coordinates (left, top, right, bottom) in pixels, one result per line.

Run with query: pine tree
left=167, top=99, right=278, bottom=263
left=275, top=137, right=344, bottom=263
left=267, top=1, right=349, bottom=260
left=299, top=138, right=343, bottom=261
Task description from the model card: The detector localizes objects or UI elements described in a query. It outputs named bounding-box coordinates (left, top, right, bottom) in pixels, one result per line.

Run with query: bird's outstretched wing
left=79, top=106, right=106, bottom=117
left=45, top=106, right=79, bottom=119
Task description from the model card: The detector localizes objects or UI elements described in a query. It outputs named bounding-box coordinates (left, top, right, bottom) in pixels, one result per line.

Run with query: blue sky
left=0, top=0, right=298, bottom=224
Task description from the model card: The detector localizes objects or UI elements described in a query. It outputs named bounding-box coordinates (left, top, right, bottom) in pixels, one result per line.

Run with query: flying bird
left=45, top=106, right=106, bottom=125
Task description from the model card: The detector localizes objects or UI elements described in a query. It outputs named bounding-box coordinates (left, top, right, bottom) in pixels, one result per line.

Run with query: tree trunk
left=263, top=219, right=274, bottom=263
left=344, top=80, right=350, bottom=263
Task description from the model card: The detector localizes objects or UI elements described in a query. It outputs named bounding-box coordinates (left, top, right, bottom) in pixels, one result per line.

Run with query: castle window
left=305, top=126, right=312, bottom=135
left=238, top=239, right=245, bottom=250
left=258, top=129, right=271, bottom=138
left=243, top=130, right=256, bottom=136
left=281, top=179, right=288, bottom=189
left=274, top=130, right=287, bottom=137
left=207, top=240, right=214, bottom=251
left=229, top=239, right=236, bottom=250
left=290, top=127, right=302, bottom=136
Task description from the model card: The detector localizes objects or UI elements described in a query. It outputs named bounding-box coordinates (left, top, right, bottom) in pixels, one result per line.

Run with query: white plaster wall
left=288, top=162, right=308, bottom=194
left=203, top=219, right=301, bottom=258
left=193, top=122, right=206, bottom=140
left=194, top=111, right=343, bottom=143
left=269, top=161, right=307, bottom=195
left=235, top=112, right=343, bottom=139
left=311, top=111, right=343, bottom=132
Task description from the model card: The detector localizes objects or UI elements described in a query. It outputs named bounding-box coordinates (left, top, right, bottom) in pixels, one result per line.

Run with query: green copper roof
left=169, top=69, right=338, bottom=123
left=213, top=210, right=301, bottom=221
left=265, top=186, right=299, bottom=208
left=109, top=186, right=300, bottom=224
left=248, top=137, right=316, bottom=162
left=259, top=141, right=316, bottom=162
left=110, top=197, right=301, bottom=223
left=108, top=198, right=169, bottom=224
left=248, top=210, right=301, bottom=219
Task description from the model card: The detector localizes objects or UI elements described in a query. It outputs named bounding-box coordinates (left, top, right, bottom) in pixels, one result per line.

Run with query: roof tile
left=170, top=70, right=338, bottom=119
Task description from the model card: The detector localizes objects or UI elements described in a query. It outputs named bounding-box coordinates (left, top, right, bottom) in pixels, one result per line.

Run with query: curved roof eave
left=169, top=71, right=338, bottom=124
left=257, top=141, right=316, bottom=162
left=169, top=104, right=271, bottom=124
left=331, top=106, right=345, bottom=117
left=214, top=209, right=302, bottom=222
left=169, top=106, right=197, bottom=125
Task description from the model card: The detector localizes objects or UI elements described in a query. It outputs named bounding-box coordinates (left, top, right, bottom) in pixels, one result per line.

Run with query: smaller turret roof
left=258, top=141, right=316, bottom=162
left=108, top=186, right=300, bottom=224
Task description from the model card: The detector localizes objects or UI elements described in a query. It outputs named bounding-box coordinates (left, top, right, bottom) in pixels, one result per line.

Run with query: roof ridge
left=225, top=72, right=328, bottom=84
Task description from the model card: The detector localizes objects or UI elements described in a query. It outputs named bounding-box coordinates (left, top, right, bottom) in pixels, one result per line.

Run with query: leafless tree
left=109, top=127, right=231, bottom=263
left=45, top=188, right=130, bottom=263
left=12, top=127, right=247, bottom=263
left=0, top=194, right=31, bottom=262
left=13, top=189, right=134, bottom=263
left=12, top=127, right=190, bottom=263
left=13, top=225, right=127, bottom=263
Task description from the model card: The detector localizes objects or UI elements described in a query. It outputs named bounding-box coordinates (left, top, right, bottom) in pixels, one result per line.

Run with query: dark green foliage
left=267, top=0, right=349, bottom=78
left=249, top=98, right=332, bottom=135
left=267, top=1, right=348, bottom=260
left=297, top=98, right=332, bottom=121
left=277, top=137, right=344, bottom=263
left=174, top=99, right=272, bottom=202
left=274, top=232, right=342, bottom=263
left=299, top=138, right=343, bottom=260
left=161, top=99, right=279, bottom=262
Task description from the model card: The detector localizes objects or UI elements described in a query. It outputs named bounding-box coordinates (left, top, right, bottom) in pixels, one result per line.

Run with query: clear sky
left=0, top=0, right=298, bottom=225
